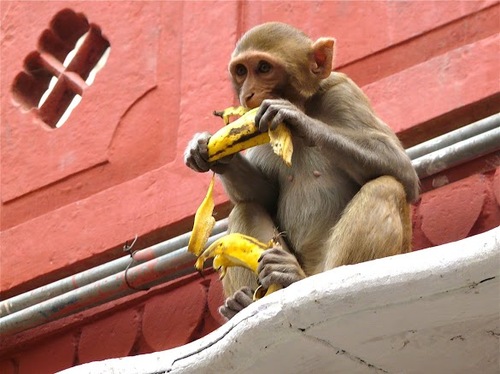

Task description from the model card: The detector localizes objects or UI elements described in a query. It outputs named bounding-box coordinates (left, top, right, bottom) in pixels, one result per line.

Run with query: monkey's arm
left=184, top=132, right=278, bottom=207
left=255, top=91, right=419, bottom=203
left=315, top=122, right=419, bottom=203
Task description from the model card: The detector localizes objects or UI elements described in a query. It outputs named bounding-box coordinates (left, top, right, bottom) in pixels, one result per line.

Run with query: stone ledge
left=60, top=227, right=500, bottom=374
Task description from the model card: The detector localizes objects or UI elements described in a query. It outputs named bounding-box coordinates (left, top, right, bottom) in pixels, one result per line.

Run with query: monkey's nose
left=244, top=93, right=255, bottom=108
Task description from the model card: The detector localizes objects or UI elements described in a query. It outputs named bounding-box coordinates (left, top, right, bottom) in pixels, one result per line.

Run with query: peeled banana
left=208, top=106, right=293, bottom=167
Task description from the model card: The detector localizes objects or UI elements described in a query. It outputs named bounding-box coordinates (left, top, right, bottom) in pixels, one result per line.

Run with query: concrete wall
left=1, top=1, right=498, bottom=373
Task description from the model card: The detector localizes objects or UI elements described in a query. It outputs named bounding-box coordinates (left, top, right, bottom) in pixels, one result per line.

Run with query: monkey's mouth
left=245, top=94, right=279, bottom=109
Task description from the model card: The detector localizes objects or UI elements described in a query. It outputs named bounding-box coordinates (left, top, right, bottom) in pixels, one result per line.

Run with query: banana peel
left=195, top=232, right=283, bottom=300
left=195, top=233, right=269, bottom=276
left=187, top=174, right=216, bottom=257
left=209, top=106, right=293, bottom=167
left=269, top=123, right=293, bottom=167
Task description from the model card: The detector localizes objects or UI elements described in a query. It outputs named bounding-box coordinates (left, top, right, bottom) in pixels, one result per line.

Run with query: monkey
left=184, top=22, right=419, bottom=320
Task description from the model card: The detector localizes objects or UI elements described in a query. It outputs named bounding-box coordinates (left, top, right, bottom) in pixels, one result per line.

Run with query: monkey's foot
left=219, top=286, right=254, bottom=320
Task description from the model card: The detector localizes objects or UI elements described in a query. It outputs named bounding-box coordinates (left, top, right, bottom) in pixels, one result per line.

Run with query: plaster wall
left=1, top=1, right=499, bottom=373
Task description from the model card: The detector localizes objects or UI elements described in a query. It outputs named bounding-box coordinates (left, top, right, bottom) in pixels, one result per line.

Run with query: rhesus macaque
left=185, top=22, right=419, bottom=320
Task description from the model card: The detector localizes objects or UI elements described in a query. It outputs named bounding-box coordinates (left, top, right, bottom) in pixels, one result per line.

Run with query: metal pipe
left=0, top=219, right=228, bottom=317
left=0, top=232, right=225, bottom=335
left=406, top=113, right=500, bottom=160
left=412, top=126, right=500, bottom=179
left=1, top=114, right=499, bottom=336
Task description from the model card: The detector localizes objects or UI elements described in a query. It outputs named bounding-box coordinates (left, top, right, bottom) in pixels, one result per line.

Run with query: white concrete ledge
left=60, top=228, right=500, bottom=374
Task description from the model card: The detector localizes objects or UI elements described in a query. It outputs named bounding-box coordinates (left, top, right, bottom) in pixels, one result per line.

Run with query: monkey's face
left=229, top=51, right=288, bottom=109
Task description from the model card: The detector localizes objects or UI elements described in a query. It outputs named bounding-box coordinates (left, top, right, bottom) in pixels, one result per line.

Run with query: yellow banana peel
left=209, top=106, right=293, bottom=167
left=195, top=233, right=269, bottom=276
left=187, top=174, right=216, bottom=257
left=269, top=123, right=293, bottom=167
left=195, top=232, right=283, bottom=300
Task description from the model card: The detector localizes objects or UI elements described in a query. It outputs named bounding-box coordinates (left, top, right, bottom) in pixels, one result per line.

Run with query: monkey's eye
left=235, top=64, right=247, bottom=77
left=257, top=61, right=272, bottom=74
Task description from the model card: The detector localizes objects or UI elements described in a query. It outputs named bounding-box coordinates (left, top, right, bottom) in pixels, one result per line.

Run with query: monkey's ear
left=311, top=37, right=335, bottom=79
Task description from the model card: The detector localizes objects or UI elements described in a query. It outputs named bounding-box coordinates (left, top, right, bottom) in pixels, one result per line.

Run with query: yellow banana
left=208, top=107, right=268, bottom=162
left=195, top=232, right=283, bottom=300
left=187, top=174, right=216, bottom=257
left=208, top=106, right=293, bottom=167
left=213, top=106, right=250, bottom=125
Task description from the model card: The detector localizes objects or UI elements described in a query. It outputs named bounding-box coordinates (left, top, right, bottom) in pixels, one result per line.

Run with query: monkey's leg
left=323, top=176, right=412, bottom=270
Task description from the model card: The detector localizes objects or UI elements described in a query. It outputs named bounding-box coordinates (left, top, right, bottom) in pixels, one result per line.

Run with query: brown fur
left=184, top=22, right=419, bottom=315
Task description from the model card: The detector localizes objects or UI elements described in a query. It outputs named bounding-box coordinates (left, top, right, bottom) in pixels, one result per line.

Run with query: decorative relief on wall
left=11, top=8, right=110, bottom=128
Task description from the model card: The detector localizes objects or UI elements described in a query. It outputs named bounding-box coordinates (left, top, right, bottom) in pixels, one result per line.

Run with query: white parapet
left=60, top=227, right=500, bottom=374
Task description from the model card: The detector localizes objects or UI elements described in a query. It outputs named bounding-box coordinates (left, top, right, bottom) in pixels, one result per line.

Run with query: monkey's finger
left=184, top=133, right=211, bottom=172
left=255, top=99, right=289, bottom=129
left=254, top=99, right=278, bottom=132
left=185, top=150, right=209, bottom=172
left=196, top=134, right=211, bottom=160
left=233, top=286, right=254, bottom=306
left=218, top=305, right=238, bottom=320
left=184, top=153, right=205, bottom=173
left=258, top=246, right=294, bottom=264
left=258, top=262, right=297, bottom=278
left=269, top=108, right=293, bottom=131
left=224, top=297, right=244, bottom=311
left=191, top=150, right=211, bottom=173
left=255, top=104, right=276, bottom=133
left=260, top=269, right=303, bottom=289
left=191, top=141, right=211, bottom=172
left=224, top=291, right=253, bottom=312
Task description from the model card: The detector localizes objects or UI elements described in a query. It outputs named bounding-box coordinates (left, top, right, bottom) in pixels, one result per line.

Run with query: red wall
left=1, top=1, right=499, bottom=373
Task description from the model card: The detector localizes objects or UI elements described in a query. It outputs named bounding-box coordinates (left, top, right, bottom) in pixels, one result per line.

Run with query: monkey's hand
left=184, top=132, right=232, bottom=174
left=255, top=99, right=313, bottom=140
left=219, top=286, right=254, bottom=320
left=257, top=246, right=307, bottom=289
